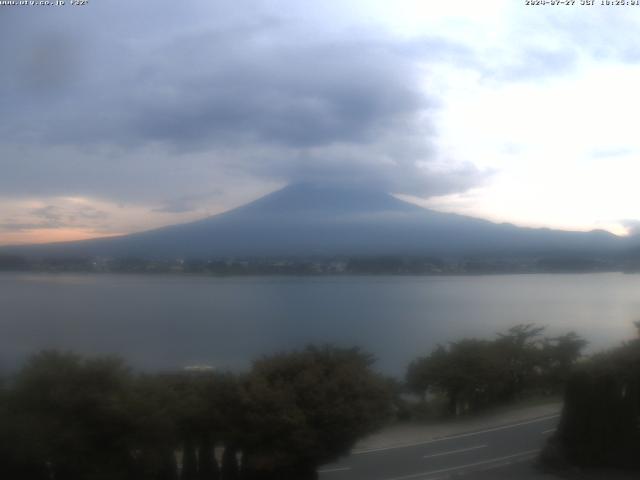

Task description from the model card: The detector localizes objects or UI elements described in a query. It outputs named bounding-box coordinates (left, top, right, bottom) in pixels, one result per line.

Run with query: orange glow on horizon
left=0, top=229, right=124, bottom=247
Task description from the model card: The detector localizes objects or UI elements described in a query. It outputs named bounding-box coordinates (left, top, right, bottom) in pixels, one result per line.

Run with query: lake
left=1, top=272, right=638, bottom=376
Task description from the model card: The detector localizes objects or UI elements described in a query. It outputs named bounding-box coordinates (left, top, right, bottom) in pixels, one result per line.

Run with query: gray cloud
left=0, top=222, right=52, bottom=232
left=487, top=47, right=578, bottom=82
left=31, top=204, right=108, bottom=223
left=3, top=20, right=427, bottom=151
left=622, top=220, right=640, bottom=237
left=465, top=7, right=640, bottom=85
left=544, top=11, right=640, bottom=63
left=0, top=204, right=109, bottom=232
left=153, top=191, right=225, bottom=214
left=0, top=0, right=491, bottom=217
left=591, top=147, right=635, bottom=159
left=124, top=40, right=423, bottom=150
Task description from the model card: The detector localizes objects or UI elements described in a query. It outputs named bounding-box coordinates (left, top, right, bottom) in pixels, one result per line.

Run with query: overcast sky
left=2, top=0, right=640, bottom=245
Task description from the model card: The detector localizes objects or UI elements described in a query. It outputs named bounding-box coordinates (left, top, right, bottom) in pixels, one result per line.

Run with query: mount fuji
left=2, top=183, right=626, bottom=260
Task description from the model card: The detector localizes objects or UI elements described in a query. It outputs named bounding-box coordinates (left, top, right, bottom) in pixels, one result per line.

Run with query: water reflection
left=0, top=272, right=638, bottom=375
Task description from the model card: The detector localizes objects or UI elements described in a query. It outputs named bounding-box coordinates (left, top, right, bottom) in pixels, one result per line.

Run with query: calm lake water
left=1, top=272, right=639, bottom=376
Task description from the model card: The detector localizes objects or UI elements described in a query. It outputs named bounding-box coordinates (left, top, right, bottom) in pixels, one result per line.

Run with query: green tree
left=540, top=332, right=588, bottom=392
left=220, top=446, right=239, bottom=480
left=8, top=351, right=138, bottom=480
left=542, top=335, right=640, bottom=469
left=197, top=434, right=218, bottom=480
left=128, top=374, right=181, bottom=480
left=494, top=324, right=545, bottom=400
left=406, top=345, right=448, bottom=401
left=1, top=376, right=50, bottom=479
left=406, top=324, right=576, bottom=416
left=149, top=370, right=242, bottom=480
left=239, top=346, right=392, bottom=479
left=408, top=339, right=506, bottom=415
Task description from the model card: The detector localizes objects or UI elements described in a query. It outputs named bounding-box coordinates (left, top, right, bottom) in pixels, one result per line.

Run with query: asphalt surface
left=318, top=414, right=560, bottom=480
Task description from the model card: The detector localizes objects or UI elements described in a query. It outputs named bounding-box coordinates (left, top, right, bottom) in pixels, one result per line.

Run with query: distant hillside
left=0, top=183, right=631, bottom=260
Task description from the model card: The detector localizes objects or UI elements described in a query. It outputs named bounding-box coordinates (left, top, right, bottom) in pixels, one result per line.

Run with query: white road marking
left=541, top=428, right=556, bottom=435
left=422, top=444, right=487, bottom=459
left=318, top=466, right=351, bottom=474
left=353, top=414, right=560, bottom=455
left=427, top=449, right=540, bottom=480
left=381, top=449, right=540, bottom=480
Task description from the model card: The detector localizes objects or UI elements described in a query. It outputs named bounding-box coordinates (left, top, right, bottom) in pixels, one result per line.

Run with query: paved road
left=319, top=414, right=560, bottom=480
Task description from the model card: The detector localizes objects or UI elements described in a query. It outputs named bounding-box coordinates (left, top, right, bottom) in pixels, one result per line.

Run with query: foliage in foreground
left=541, top=324, right=640, bottom=471
left=406, top=324, right=587, bottom=416
left=0, top=346, right=392, bottom=480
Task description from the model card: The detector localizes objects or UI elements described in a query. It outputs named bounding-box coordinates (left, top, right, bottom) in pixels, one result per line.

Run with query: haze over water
left=2, top=272, right=638, bottom=377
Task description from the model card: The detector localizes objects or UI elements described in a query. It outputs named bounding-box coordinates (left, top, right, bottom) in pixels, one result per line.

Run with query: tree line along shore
left=0, top=253, right=632, bottom=275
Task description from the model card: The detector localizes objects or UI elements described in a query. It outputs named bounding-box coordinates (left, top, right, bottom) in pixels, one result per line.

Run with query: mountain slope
left=2, top=183, right=628, bottom=259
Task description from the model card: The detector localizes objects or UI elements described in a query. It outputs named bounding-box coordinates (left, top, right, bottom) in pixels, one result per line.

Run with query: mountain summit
left=229, top=183, right=421, bottom=216
left=2, top=183, right=626, bottom=259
